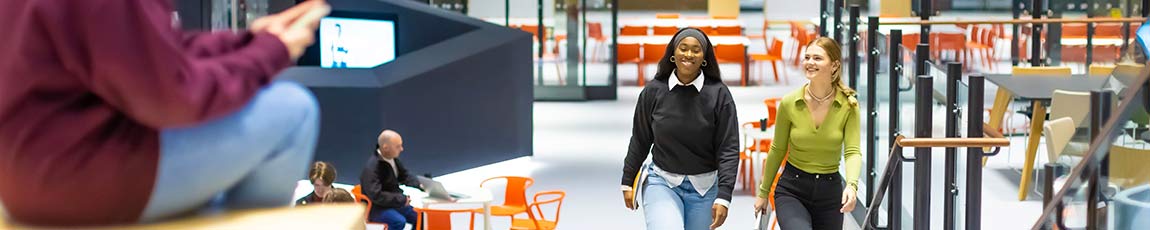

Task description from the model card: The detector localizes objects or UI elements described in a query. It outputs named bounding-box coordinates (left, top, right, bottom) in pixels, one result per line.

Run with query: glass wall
left=470, top=0, right=618, bottom=100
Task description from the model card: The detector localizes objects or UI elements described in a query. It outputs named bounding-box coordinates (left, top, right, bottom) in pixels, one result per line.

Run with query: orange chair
left=586, top=22, right=608, bottom=61
left=641, top=43, right=668, bottom=86
left=655, top=13, right=680, bottom=19
left=620, top=26, right=648, bottom=36
left=714, top=25, right=742, bottom=36
left=934, top=33, right=967, bottom=65
left=414, top=207, right=476, bottom=230
left=653, top=26, right=678, bottom=35
left=352, top=185, right=389, bottom=229
left=509, top=190, right=566, bottom=230
left=618, top=43, right=643, bottom=84
left=714, top=44, right=747, bottom=85
left=691, top=26, right=716, bottom=36
left=751, top=38, right=787, bottom=85
left=470, top=176, right=534, bottom=225
left=789, top=21, right=815, bottom=66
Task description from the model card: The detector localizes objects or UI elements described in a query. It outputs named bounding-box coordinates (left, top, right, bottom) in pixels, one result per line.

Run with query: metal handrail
left=862, top=134, right=1010, bottom=229
left=877, top=17, right=1146, bottom=25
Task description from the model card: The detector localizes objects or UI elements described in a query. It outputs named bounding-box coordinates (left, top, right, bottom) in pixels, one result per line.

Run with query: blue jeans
left=139, top=81, right=320, bottom=222
left=643, top=166, right=719, bottom=230
left=369, top=205, right=418, bottom=230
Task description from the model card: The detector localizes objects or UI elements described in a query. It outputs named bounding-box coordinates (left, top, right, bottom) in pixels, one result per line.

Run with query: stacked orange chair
left=620, top=26, right=648, bottom=36
left=653, top=26, right=678, bottom=35
left=509, top=190, right=566, bottom=230
left=470, top=176, right=535, bottom=227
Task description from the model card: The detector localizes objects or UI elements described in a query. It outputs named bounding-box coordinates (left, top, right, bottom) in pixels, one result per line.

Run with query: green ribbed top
left=757, top=86, right=863, bottom=198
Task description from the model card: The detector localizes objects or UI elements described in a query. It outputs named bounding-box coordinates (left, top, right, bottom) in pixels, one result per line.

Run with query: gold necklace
left=806, top=85, right=834, bottom=104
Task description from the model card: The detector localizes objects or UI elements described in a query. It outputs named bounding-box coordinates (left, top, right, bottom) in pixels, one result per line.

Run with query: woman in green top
left=753, top=37, right=862, bottom=230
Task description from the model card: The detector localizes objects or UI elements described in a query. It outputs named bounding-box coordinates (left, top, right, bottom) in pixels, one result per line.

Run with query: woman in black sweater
left=620, top=28, right=741, bottom=230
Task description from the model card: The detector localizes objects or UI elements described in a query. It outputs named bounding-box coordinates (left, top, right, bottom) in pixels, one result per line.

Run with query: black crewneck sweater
left=622, top=78, right=741, bottom=201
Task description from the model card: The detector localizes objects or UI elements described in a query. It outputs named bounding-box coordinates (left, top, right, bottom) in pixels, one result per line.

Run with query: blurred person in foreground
left=321, top=189, right=356, bottom=204
left=0, top=0, right=329, bottom=226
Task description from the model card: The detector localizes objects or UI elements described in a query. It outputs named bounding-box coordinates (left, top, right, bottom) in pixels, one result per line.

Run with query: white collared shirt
left=668, top=71, right=705, bottom=92
left=378, top=150, right=398, bottom=176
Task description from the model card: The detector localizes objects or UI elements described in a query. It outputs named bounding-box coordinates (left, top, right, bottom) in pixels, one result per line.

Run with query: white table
left=294, top=181, right=494, bottom=230
left=742, top=125, right=775, bottom=186
left=617, top=35, right=751, bottom=45
left=620, top=18, right=744, bottom=28
left=401, top=186, right=494, bottom=230
left=482, top=17, right=556, bottom=27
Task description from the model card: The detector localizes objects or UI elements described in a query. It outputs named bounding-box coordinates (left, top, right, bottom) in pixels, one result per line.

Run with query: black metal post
left=610, top=0, right=618, bottom=88
left=834, top=0, right=844, bottom=41
left=849, top=6, right=860, bottom=89
left=919, top=0, right=932, bottom=46
left=1086, top=23, right=1094, bottom=68
left=917, top=44, right=930, bottom=76
left=866, top=17, right=879, bottom=229
left=1012, top=0, right=1021, bottom=66
left=1030, top=0, right=1042, bottom=66
left=889, top=29, right=905, bottom=230
left=820, top=0, right=829, bottom=37
left=966, top=75, right=985, bottom=230
left=1144, top=0, right=1149, bottom=17
left=1086, top=90, right=1113, bottom=230
left=534, top=0, right=545, bottom=84
left=1048, top=0, right=1063, bottom=66
left=914, top=75, right=933, bottom=230
left=1043, top=163, right=1067, bottom=228
left=944, top=62, right=961, bottom=230
left=1122, top=0, right=1133, bottom=59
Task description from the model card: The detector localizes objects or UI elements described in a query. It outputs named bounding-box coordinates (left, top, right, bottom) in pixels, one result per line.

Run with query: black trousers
left=773, top=163, right=845, bottom=230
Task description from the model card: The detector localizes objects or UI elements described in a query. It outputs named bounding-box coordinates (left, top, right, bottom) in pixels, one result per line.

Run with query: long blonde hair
left=807, top=37, right=858, bottom=107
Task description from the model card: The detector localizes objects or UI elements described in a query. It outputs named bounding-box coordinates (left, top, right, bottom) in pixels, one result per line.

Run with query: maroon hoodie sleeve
left=81, top=0, right=293, bottom=128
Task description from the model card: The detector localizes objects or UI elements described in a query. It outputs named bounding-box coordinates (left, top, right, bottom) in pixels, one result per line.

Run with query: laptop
left=416, top=176, right=469, bottom=202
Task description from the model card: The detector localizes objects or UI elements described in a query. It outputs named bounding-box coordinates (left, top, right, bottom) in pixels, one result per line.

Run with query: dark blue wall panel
left=281, top=0, right=533, bottom=184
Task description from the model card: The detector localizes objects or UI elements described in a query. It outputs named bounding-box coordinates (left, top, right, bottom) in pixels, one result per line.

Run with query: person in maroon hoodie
left=0, top=0, right=329, bottom=226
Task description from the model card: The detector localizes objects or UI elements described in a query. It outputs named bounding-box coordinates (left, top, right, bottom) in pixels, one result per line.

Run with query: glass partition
left=470, top=0, right=618, bottom=100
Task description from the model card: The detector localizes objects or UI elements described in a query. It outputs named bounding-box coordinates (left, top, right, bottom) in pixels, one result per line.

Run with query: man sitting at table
left=361, top=130, right=424, bottom=230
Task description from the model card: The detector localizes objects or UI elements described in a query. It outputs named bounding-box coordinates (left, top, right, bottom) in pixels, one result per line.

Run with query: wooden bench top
left=1, top=204, right=365, bottom=230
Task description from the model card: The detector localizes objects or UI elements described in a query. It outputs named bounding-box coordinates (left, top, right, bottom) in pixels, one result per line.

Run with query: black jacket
left=360, top=153, right=422, bottom=210
left=294, top=192, right=320, bottom=206
left=621, top=79, right=741, bottom=202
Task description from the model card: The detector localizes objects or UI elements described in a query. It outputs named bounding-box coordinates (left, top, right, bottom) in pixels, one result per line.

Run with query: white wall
left=763, top=0, right=819, bottom=21
left=468, top=0, right=555, bottom=21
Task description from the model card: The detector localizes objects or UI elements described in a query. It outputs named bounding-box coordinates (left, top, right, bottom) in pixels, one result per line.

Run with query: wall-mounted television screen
left=300, top=11, right=397, bottom=68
